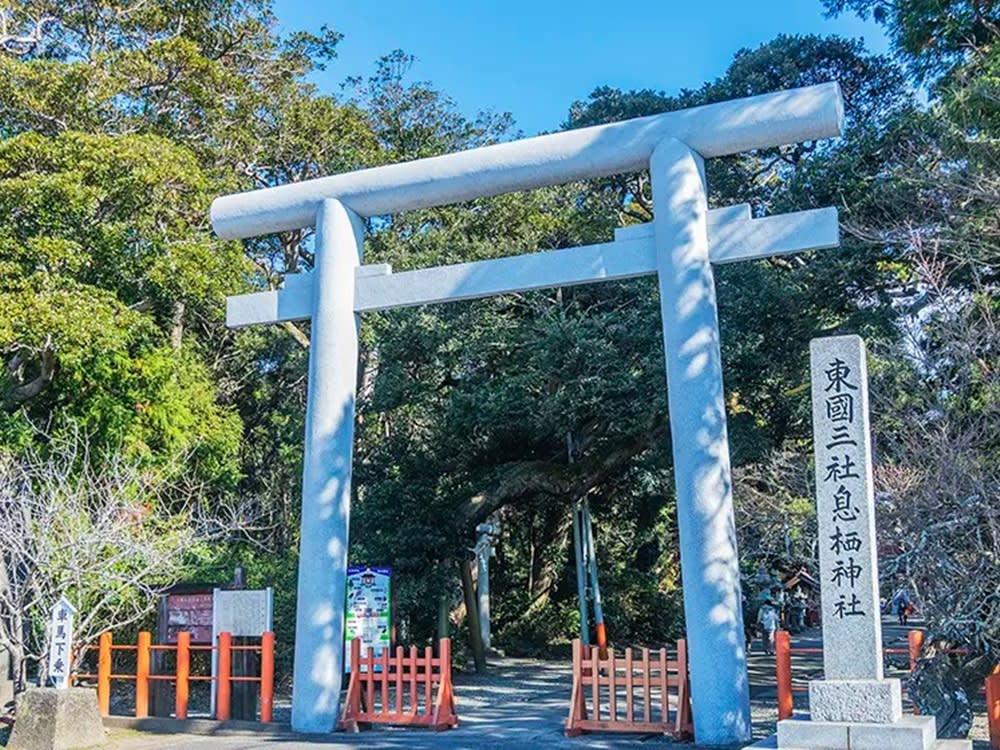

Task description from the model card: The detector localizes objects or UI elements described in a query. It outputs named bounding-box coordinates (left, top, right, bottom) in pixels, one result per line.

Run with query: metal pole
left=289, top=198, right=364, bottom=733
left=650, top=137, right=751, bottom=744
left=572, top=502, right=589, bottom=646
left=583, top=500, right=606, bottom=653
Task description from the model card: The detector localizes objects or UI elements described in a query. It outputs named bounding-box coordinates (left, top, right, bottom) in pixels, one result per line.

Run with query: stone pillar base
left=809, top=678, right=902, bottom=723
left=7, top=687, right=105, bottom=750
left=770, top=715, right=971, bottom=750
left=744, top=678, right=971, bottom=750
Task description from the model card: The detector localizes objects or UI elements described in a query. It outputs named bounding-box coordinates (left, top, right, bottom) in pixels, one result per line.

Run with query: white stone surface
left=289, top=199, right=364, bottom=733
left=211, top=83, right=843, bottom=238
left=225, top=206, right=839, bottom=327
left=809, top=679, right=902, bottom=723
left=810, top=335, right=883, bottom=681
left=933, top=741, right=972, bottom=750
left=651, top=138, right=750, bottom=745
left=212, top=588, right=272, bottom=637
left=849, top=715, right=936, bottom=750
left=777, top=718, right=849, bottom=749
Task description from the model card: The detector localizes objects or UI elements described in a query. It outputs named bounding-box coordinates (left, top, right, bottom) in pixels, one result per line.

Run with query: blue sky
left=271, top=1, right=889, bottom=136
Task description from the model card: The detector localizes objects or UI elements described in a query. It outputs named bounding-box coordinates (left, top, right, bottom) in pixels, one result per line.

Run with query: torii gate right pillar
left=652, top=138, right=752, bottom=745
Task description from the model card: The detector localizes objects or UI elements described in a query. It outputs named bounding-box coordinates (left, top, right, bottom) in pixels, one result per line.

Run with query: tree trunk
left=459, top=560, right=486, bottom=673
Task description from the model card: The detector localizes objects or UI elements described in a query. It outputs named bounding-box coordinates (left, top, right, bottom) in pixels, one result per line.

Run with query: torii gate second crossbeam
left=212, top=82, right=845, bottom=745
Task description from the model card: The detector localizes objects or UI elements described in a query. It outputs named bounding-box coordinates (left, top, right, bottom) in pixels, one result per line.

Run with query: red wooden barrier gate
left=339, top=637, right=458, bottom=732
left=565, top=638, right=692, bottom=738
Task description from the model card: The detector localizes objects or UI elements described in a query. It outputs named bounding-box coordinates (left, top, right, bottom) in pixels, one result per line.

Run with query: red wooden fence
left=339, top=637, right=458, bottom=732
left=565, top=638, right=692, bottom=738
left=987, top=673, right=1000, bottom=750
left=776, top=629, right=999, bottom=749
left=73, top=630, right=274, bottom=722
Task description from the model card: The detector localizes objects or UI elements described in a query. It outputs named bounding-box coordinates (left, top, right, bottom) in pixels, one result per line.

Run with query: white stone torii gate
left=212, top=81, right=844, bottom=745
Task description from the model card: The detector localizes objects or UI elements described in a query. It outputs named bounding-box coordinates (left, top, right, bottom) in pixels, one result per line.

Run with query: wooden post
left=366, top=647, right=375, bottom=714
left=590, top=646, right=600, bottom=722
left=459, top=559, right=486, bottom=673
left=624, top=647, right=634, bottom=723
left=608, top=649, right=617, bottom=721
left=776, top=630, right=793, bottom=720
left=908, top=629, right=925, bottom=715
left=423, top=646, right=433, bottom=716
left=565, top=639, right=584, bottom=735
left=135, top=631, right=151, bottom=718
left=260, top=631, right=274, bottom=723
left=381, top=646, right=389, bottom=710
left=395, top=645, right=404, bottom=715
left=97, top=632, right=112, bottom=716
left=676, top=638, right=692, bottom=736
left=432, top=637, right=454, bottom=729
left=986, top=672, right=1000, bottom=750
left=351, top=639, right=363, bottom=718
left=175, top=632, right=190, bottom=720
left=907, top=630, right=924, bottom=671
left=408, top=645, right=418, bottom=715
left=641, top=647, right=651, bottom=723
left=216, top=631, right=232, bottom=721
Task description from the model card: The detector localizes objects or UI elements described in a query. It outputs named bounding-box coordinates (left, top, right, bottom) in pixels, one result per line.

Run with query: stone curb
left=103, top=716, right=293, bottom=737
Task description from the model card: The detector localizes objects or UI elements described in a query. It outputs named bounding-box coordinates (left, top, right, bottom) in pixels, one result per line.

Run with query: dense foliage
left=0, top=0, right=996, bottom=680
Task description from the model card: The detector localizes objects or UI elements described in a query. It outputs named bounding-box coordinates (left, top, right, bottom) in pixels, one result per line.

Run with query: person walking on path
left=891, top=587, right=913, bottom=626
left=757, top=600, right=780, bottom=655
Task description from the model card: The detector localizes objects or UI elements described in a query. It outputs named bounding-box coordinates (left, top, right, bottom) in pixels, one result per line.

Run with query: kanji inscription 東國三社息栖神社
left=810, top=335, right=883, bottom=681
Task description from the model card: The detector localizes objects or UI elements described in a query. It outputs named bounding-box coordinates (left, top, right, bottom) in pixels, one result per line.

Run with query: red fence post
left=986, top=672, right=1000, bottom=750
left=97, top=632, right=112, bottom=716
left=776, top=630, right=793, bottom=720
left=175, top=632, right=190, bottom=720
left=216, top=631, right=232, bottom=721
left=676, top=638, right=692, bottom=737
left=135, top=631, right=151, bottom=718
left=907, top=630, right=924, bottom=671
left=260, top=631, right=274, bottom=723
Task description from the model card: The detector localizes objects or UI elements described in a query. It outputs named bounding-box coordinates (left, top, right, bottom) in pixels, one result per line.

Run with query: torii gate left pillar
left=289, top=199, right=363, bottom=733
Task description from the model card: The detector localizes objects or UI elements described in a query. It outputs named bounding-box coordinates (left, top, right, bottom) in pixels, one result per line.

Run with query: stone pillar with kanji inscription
left=811, top=336, right=887, bottom=692
left=762, top=334, right=969, bottom=750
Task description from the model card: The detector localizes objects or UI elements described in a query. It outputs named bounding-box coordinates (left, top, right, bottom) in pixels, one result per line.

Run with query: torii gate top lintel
left=214, top=80, right=846, bottom=745
left=211, top=81, right=843, bottom=239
